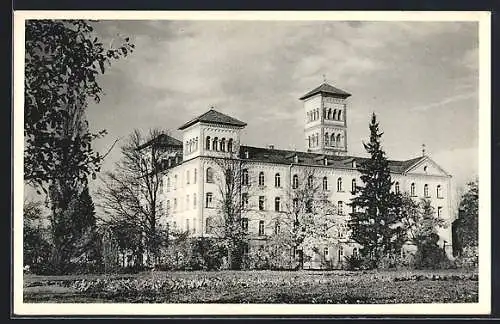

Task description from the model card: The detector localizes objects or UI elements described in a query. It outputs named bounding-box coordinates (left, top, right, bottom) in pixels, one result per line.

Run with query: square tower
left=300, top=82, right=351, bottom=156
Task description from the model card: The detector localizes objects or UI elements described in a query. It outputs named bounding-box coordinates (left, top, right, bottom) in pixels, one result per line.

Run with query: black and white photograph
left=13, top=11, right=491, bottom=316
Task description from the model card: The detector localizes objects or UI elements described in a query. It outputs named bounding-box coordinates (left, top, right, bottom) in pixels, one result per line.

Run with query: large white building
left=145, top=82, right=453, bottom=269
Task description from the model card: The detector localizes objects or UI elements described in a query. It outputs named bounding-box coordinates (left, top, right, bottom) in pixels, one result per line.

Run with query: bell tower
left=300, top=82, right=351, bottom=156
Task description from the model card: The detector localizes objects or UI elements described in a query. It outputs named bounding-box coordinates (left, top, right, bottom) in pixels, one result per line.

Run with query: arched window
left=338, top=110, right=342, bottom=121
left=324, top=133, right=329, bottom=146
left=337, top=177, right=343, bottom=192
left=194, top=168, right=197, bottom=184
left=437, top=185, right=442, bottom=198
left=315, top=134, right=319, bottom=146
left=328, top=108, right=332, bottom=119
left=242, top=169, right=249, bottom=185
left=275, top=173, right=281, bottom=187
left=206, top=167, right=214, bottom=183
left=292, top=174, right=299, bottom=189
left=166, top=177, right=171, bottom=191
left=308, top=136, right=312, bottom=148
left=212, top=137, right=218, bottom=151
left=323, top=176, right=328, bottom=191
left=275, top=197, right=281, bottom=212
left=352, top=179, right=356, bottom=193
left=331, top=133, right=336, bottom=146
left=293, top=198, right=299, bottom=210
left=185, top=141, right=189, bottom=154
left=220, top=138, right=226, bottom=152
left=206, top=136, right=211, bottom=150
left=338, top=201, right=344, bottom=215
left=195, top=137, right=198, bottom=150
left=333, top=109, right=337, bottom=120
left=307, top=175, right=314, bottom=188
left=323, top=108, right=327, bottom=119
left=193, top=193, right=197, bottom=209
left=424, top=184, right=429, bottom=197
left=410, top=183, right=416, bottom=196
left=227, top=138, right=233, bottom=152
left=395, top=182, right=400, bottom=194
left=336, top=134, right=342, bottom=146
left=258, top=171, right=265, bottom=186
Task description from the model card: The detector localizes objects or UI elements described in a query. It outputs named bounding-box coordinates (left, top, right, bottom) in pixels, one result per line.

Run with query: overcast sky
left=86, top=20, right=479, bottom=192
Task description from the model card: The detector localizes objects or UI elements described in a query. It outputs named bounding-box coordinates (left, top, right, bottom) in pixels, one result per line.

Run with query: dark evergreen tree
left=455, top=179, right=479, bottom=257
left=348, top=113, right=406, bottom=268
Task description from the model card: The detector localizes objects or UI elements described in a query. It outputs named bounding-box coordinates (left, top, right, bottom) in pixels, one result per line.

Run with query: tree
left=272, top=169, right=340, bottom=269
left=23, top=200, right=51, bottom=269
left=24, top=20, right=134, bottom=191
left=25, top=20, right=134, bottom=273
left=454, top=179, right=479, bottom=257
left=208, top=146, right=249, bottom=270
left=348, top=113, right=406, bottom=268
left=98, top=129, right=170, bottom=268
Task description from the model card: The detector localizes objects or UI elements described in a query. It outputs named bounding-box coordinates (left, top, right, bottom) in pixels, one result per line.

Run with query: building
left=145, top=82, right=453, bottom=269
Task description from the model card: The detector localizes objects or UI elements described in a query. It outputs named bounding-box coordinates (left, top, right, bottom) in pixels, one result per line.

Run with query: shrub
left=344, top=255, right=364, bottom=270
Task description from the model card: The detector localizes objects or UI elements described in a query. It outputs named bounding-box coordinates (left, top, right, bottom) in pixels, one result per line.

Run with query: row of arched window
left=397, top=182, right=443, bottom=198
left=307, top=108, right=344, bottom=122
left=308, top=133, right=344, bottom=148
left=185, top=137, right=199, bottom=154
left=205, top=136, right=234, bottom=152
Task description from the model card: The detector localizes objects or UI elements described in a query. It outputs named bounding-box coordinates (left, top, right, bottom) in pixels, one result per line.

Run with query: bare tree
left=97, top=129, right=171, bottom=267
left=271, top=168, right=340, bottom=269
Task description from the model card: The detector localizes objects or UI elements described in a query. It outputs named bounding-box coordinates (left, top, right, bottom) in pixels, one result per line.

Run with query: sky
left=84, top=19, right=479, bottom=194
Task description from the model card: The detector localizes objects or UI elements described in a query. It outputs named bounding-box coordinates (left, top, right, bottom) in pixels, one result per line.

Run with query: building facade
left=148, top=82, right=453, bottom=269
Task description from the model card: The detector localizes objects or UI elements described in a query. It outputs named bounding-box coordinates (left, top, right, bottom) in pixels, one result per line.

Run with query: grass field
left=23, top=269, right=478, bottom=304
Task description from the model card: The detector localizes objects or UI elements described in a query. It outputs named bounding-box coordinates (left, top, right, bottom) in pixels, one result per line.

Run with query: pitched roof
left=178, top=109, right=247, bottom=130
left=238, top=145, right=426, bottom=174
left=136, top=133, right=183, bottom=150
left=299, top=82, right=352, bottom=100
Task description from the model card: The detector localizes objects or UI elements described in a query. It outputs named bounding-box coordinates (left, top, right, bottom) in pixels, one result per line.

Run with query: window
left=167, top=177, right=170, bottom=192
left=308, top=136, right=312, bottom=148
left=275, top=173, right=281, bottom=187
left=212, top=137, right=219, bottom=151
left=437, top=206, right=443, bottom=218
left=351, top=179, right=356, bottom=193
left=324, top=247, right=329, bottom=257
left=186, top=195, right=190, bottom=210
left=338, top=245, right=344, bottom=260
left=330, top=133, right=335, bottom=146
left=174, top=198, right=177, bottom=211
left=324, top=133, right=329, bottom=146
left=220, top=138, right=226, bottom=152
left=186, top=219, right=190, bottom=233
left=395, top=182, right=400, bottom=194
left=275, top=221, right=281, bottom=234
left=227, top=139, right=233, bottom=153
left=323, top=177, right=328, bottom=191
left=193, top=218, right=197, bottom=233
left=437, top=185, right=442, bottom=198
left=353, top=248, right=358, bottom=257
left=241, top=218, right=249, bottom=232
left=274, top=197, right=281, bottom=212
left=336, top=134, right=341, bottom=146
left=194, top=168, right=197, bottom=184
left=338, top=201, right=344, bottom=215
left=259, top=172, right=265, bottom=186
left=292, top=174, right=299, bottom=189
left=242, top=193, right=249, bottom=209
left=424, top=184, right=429, bottom=197
left=206, top=192, right=213, bottom=208
left=308, top=175, right=313, bottom=188
left=206, top=136, right=211, bottom=150
left=174, top=175, right=178, bottom=190
left=410, top=183, right=416, bottom=196
left=242, top=169, right=249, bottom=185
left=293, top=198, right=299, bottom=211
left=193, top=193, right=197, bottom=209
left=337, top=177, right=343, bottom=192
left=338, top=110, right=342, bottom=121
left=186, top=170, right=190, bottom=184
left=259, top=196, right=265, bottom=210
left=306, top=200, right=313, bottom=213
left=258, top=220, right=265, bottom=236
left=166, top=200, right=170, bottom=213
left=205, top=217, right=212, bottom=234
left=206, top=167, right=214, bottom=183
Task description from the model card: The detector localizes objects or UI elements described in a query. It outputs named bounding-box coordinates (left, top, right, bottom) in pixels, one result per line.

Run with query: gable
left=404, top=157, right=450, bottom=177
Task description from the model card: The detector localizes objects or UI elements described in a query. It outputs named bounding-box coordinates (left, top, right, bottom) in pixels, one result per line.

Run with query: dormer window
left=324, top=157, right=328, bottom=166
left=244, top=150, right=249, bottom=159
left=352, top=160, right=356, bottom=168
left=293, top=155, right=299, bottom=163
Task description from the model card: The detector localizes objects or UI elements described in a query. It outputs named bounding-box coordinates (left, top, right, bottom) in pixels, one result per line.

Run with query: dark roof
left=136, top=134, right=183, bottom=150
left=239, top=145, right=426, bottom=174
left=178, top=109, right=247, bottom=130
left=299, top=83, right=351, bottom=100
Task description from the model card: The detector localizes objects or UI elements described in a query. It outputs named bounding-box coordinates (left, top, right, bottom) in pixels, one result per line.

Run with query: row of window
left=185, top=137, right=199, bottom=154
left=307, top=108, right=344, bottom=122
left=166, top=169, right=199, bottom=191
left=205, top=136, right=234, bottom=152
left=397, top=182, right=444, bottom=198
left=167, top=193, right=198, bottom=212
left=308, top=133, right=344, bottom=148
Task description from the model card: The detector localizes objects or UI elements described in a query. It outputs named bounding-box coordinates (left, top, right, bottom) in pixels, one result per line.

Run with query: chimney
left=268, top=144, right=275, bottom=150
left=293, top=155, right=299, bottom=163
left=324, top=157, right=328, bottom=166
left=244, top=150, right=249, bottom=159
left=352, top=160, right=357, bottom=168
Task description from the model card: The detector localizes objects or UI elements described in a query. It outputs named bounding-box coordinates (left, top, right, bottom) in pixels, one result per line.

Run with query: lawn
left=23, top=269, right=478, bottom=304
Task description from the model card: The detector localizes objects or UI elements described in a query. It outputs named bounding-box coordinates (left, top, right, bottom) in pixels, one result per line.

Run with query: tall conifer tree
left=348, top=113, right=405, bottom=267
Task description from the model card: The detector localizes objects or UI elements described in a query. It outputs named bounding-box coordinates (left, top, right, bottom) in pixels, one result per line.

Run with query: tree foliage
left=23, top=200, right=51, bottom=268
left=348, top=113, right=406, bottom=267
left=454, top=179, right=479, bottom=256
left=24, top=19, right=134, bottom=191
